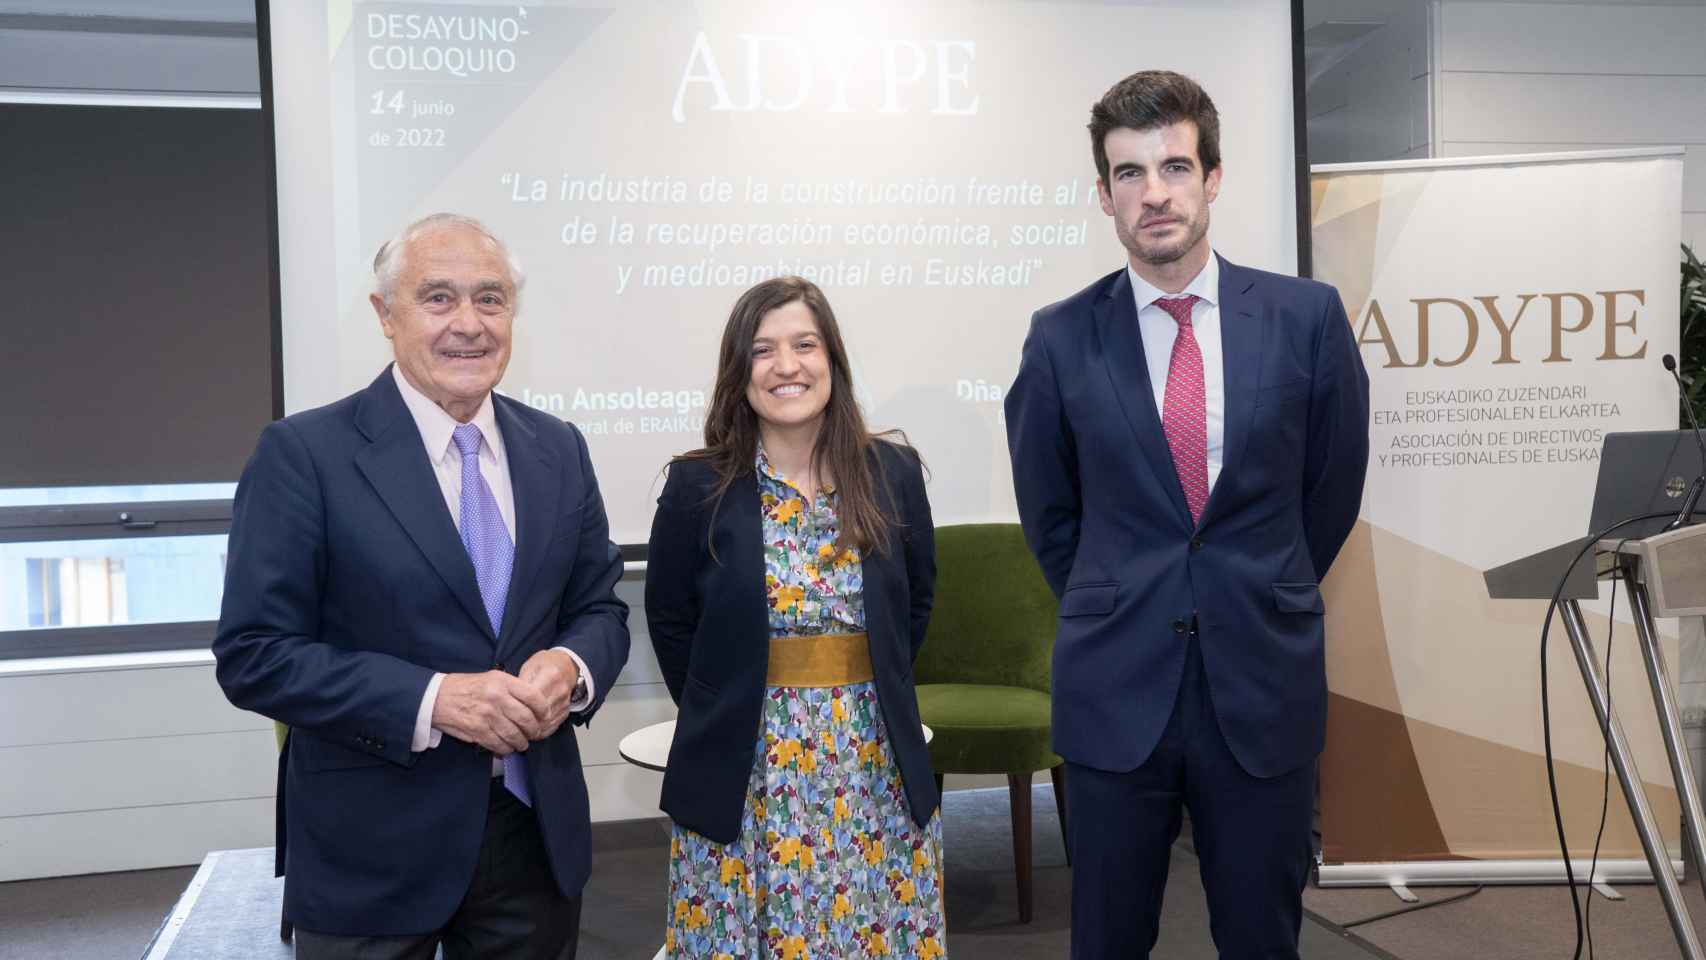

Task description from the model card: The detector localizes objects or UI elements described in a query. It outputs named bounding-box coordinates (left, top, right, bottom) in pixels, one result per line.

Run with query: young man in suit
left=1005, top=71, right=1370, bottom=959
left=215, top=213, right=629, bottom=959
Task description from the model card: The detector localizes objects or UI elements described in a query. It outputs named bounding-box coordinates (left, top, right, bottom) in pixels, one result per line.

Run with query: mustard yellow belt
left=766, top=632, right=874, bottom=687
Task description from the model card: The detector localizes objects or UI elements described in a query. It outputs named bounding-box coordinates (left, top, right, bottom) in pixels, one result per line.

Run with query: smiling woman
left=644, top=275, right=943, bottom=960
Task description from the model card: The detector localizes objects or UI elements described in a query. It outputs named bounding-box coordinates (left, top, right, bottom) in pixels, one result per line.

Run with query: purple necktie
left=451, top=423, right=528, bottom=807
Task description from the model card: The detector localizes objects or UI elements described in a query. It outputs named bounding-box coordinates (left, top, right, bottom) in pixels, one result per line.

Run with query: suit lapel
left=1096, top=268, right=1193, bottom=527
left=494, top=399, right=558, bottom=659
left=352, top=369, right=495, bottom=643
left=1204, top=256, right=1262, bottom=525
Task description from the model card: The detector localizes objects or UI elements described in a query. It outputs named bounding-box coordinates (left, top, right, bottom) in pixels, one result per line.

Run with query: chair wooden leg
left=1008, top=772, right=1034, bottom=923
left=280, top=911, right=293, bottom=942
left=1050, top=763, right=1070, bottom=866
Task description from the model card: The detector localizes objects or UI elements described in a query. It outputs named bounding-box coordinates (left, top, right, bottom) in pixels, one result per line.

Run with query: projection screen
left=265, top=0, right=1301, bottom=545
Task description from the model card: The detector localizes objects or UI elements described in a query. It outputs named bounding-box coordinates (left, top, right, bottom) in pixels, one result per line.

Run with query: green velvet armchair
left=912, top=523, right=1064, bottom=923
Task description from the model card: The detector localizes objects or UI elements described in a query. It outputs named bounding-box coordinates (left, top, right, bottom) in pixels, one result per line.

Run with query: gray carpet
left=7, top=786, right=1702, bottom=958
left=1, top=785, right=1380, bottom=959
left=1305, top=877, right=1706, bottom=960
left=0, top=864, right=197, bottom=960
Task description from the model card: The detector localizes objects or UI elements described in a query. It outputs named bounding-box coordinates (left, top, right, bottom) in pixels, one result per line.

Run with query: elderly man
left=215, top=212, right=629, bottom=959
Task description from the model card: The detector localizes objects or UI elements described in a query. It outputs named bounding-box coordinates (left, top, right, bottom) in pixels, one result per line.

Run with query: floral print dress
left=665, top=447, right=947, bottom=959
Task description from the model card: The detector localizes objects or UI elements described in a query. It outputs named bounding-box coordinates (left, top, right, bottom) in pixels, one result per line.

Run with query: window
left=9, top=540, right=228, bottom=632
left=0, top=484, right=237, bottom=659
left=0, top=99, right=272, bottom=660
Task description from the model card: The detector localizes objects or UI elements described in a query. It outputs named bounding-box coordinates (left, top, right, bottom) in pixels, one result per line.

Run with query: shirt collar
left=755, top=443, right=782, bottom=483
left=391, top=363, right=502, bottom=464
left=1127, top=250, right=1219, bottom=312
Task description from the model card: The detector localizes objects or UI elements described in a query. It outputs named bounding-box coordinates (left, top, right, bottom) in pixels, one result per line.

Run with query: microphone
left=1664, top=353, right=1696, bottom=387
left=1662, top=353, right=1706, bottom=530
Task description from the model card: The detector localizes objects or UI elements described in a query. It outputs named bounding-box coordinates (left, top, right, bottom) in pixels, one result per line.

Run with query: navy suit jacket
left=1005, top=256, right=1369, bottom=778
left=643, top=441, right=938, bottom=844
left=213, top=367, right=630, bottom=936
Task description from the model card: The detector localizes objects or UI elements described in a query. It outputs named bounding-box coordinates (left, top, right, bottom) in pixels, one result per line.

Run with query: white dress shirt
left=1128, top=252, right=1226, bottom=494
left=393, top=366, right=594, bottom=759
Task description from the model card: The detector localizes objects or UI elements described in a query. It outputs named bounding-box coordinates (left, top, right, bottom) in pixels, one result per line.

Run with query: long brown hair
left=677, top=276, right=904, bottom=555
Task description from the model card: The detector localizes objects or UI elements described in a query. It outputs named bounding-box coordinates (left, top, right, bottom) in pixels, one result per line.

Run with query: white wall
left=0, top=29, right=256, bottom=96
left=0, top=1, right=251, bottom=15
left=0, top=650, right=273, bottom=881
left=1304, top=0, right=1434, bottom=164
left=1436, top=1, right=1706, bottom=252
left=0, top=0, right=257, bottom=98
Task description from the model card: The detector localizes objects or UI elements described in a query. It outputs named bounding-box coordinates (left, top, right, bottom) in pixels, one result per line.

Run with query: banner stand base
left=1593, top=881, right=1626, bottom=901
left=1316, top=856, right=1686, bottom=892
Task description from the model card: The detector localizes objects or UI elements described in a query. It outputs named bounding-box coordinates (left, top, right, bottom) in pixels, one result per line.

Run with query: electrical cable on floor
left=1338, top=885, right=1485, bottom=929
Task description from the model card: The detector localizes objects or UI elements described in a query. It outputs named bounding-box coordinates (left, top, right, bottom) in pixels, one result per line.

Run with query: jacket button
left=1190, top=537, right=1204, bottom=551
left=1172, top=618, right=1188, bottom=635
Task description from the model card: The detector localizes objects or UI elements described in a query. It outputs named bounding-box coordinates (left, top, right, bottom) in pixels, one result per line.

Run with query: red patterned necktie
left=1156, top=295, right=1208, bottom=524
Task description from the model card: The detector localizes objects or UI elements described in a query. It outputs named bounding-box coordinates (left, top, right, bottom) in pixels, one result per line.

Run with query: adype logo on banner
left=1353, top=290, right=1647, bottom=368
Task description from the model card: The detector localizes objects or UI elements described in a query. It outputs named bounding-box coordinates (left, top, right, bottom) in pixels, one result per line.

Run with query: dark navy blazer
left=1005, top=256, right=1370, bottom=779
left=643, top=441, right=938, bottom=844
left=213, top=367, right=630, bottom=936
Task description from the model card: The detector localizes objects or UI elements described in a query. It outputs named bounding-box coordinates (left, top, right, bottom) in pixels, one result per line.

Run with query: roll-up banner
left=1313, top=149, right=1685, bottom=878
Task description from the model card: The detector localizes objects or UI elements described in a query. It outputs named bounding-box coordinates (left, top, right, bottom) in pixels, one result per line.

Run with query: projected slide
left=269, top=0, right=1298, bottom=544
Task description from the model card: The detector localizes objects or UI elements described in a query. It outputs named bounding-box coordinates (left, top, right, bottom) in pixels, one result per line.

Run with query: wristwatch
left=571, top=667, right=591, bottom=705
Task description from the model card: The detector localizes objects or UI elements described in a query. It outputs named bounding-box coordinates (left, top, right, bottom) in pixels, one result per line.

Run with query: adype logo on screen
left=671, top=32, right=980, bottom=122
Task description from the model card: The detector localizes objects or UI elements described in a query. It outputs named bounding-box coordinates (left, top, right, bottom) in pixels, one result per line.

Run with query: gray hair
left=372, top=212, right=526, bottom=311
